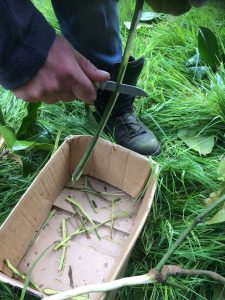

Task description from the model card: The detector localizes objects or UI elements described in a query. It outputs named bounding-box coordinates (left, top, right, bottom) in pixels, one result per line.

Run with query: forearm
left=0, top=0, right=55, bottom=90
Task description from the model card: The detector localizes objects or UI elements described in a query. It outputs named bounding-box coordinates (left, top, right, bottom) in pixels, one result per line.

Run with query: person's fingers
left=68, top=62, right=97, bottom=103
left=12, top=36, right=105, bottom=104
left=74, top=49, right=110, bottom=82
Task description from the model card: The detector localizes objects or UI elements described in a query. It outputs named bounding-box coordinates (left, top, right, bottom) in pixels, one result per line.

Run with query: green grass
left=0, top=0, right=225, bottom=299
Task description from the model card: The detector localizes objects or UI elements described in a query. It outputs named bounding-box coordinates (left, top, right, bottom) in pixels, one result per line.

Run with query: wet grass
left=0, top=0, right=225, bottom=299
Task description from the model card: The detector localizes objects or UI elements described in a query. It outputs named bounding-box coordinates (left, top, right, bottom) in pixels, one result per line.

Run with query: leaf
left=12, top=140, right=35, bottom=151
left=198, top=26, right=221, bottom=70
left=140, top=11, right=164, bottom=24
left=0, top=126, right=16, bottom=149
left=206, top=203, right=225, bottom=225
left=12, top=141, right=54, bottom=152
left=177, top=128, right=215, bottom=155
left=17, top=102, right=41, bottom=139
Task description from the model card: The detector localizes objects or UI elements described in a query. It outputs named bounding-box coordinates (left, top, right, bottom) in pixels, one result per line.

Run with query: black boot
left=94, top=57, right=161, bottom=156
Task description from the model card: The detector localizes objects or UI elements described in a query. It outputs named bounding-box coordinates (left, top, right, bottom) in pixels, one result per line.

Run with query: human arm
left=0, top=1, right=109, bottom=104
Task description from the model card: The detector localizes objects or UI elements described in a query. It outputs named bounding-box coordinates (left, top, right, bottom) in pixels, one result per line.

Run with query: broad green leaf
left=140, top=11, right=164, bottom=24
left=206, top=203, right=225, bottom=225
left=17, top=102, right=41, bottom=139
left=12, top=141, right=54, bottom=152
left=198, top=26, right=221, bottom=70
left=177, top=128, right=215, bottom=155
left=218, top=159, right=225, bottom=181
left=12, top=140, right=35, bottom=151
left=0, top=126, right=16, bottom=149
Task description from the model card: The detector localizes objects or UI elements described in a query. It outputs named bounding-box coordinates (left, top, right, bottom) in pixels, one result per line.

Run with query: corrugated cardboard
left=0, top=135, right=159, bottom=299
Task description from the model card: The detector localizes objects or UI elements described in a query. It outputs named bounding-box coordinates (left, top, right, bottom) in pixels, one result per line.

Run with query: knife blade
left=98, top=80, right=147, bottom=97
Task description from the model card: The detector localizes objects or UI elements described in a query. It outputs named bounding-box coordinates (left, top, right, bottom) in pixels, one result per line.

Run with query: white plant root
left=43, top=274, right=154, bottom=300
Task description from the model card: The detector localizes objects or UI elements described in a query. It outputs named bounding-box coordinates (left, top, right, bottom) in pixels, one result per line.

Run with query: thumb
left=74, top=49, right=110, bottom=82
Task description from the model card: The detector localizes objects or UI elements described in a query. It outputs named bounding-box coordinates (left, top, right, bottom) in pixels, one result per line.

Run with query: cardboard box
left=0, top=136, right=158, bottom=299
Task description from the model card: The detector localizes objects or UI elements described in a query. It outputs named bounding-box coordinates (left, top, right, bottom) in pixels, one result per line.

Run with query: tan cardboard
left=0, top=135, right=159, bottom=299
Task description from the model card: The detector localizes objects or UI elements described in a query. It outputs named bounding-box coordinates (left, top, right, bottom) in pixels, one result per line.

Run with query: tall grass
left=0, top=0, right=224, bottom=299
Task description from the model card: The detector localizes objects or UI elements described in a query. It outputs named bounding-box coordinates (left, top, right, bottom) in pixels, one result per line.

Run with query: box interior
left=0, top=136, right=158, bottom=299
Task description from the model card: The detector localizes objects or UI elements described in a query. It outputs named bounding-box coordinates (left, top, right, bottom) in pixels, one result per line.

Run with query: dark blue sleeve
left=0, top=0, right=56, bottom=90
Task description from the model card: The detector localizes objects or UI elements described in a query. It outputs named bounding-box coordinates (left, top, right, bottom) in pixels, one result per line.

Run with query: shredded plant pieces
left=41, top=208, right=57, bottom=229
left=84, top=176, right=99, bottom=213
left=58, top=219, right=68, bottom=273
left=65, top=196, right=95, bottom=226
left=5, top=259, right=41, bottom=291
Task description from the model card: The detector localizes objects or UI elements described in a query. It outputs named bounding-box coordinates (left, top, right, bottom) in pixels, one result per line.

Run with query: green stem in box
left=58, top=219, right=68, bottom=273
left=65, top=196, right=95, bottom=226
left=54, top=220, right=111, bottom=250
left=84, top=176, right=99, bottom=213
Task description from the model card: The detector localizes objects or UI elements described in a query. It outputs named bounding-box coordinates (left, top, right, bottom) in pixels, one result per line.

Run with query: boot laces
left=115, top=113, right=147, bottom=138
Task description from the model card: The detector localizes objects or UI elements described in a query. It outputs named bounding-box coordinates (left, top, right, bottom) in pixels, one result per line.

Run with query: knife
left=96, top=80, right=147, bottom=97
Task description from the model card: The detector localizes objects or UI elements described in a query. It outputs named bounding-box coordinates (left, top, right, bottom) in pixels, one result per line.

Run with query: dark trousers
left=51, top=0, right=122, bottom=72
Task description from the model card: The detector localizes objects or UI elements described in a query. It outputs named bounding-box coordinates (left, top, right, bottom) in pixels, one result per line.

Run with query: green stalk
left=72, top=0, right=145, bottom=181
left=155, top=193, right=225, bottom=272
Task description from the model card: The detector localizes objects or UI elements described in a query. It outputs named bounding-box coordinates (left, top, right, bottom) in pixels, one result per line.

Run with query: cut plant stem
left=72, top=0, right=145, bottom=181
left=65, top=196, right=101, bottom=240
left=84, top=176, right=98, bottom=213
left=86, top=177, right=110, bottom=202
left=20, top=243, right=55, bottom=299
left=58, top=219, right=68, bottom=273
left=76, top=210, right=90, bottom=239
left=65, top=185, right=124, bottom=197
left=54, top=220, right=111, bottom=250
left=65, top=196, right=95, bottom=226
left=5, top=259, right=41, bottom=292
left=41, top=209, right=57, bottom=230
left=110, top=199, right=115, bottom=239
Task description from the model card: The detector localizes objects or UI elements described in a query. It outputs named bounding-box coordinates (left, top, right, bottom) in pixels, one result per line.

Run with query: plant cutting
left=72, top=0, right=145, bottom=181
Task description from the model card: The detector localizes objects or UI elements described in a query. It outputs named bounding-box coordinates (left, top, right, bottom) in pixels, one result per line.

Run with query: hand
left=13, top=35, right=110, bottom=104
